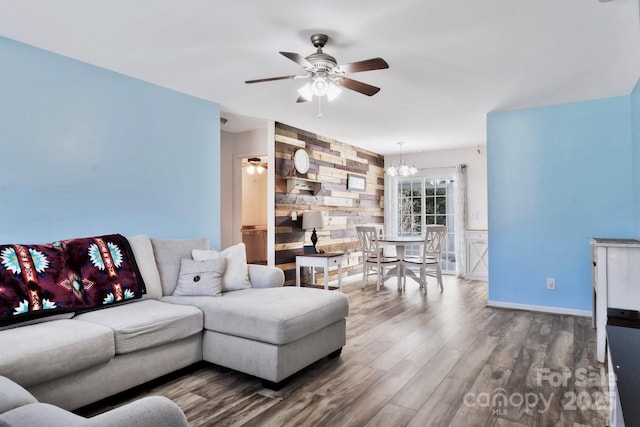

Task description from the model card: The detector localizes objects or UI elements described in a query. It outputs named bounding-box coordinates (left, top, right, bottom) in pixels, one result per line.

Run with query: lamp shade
left=302, top=211, right=326, bottom=230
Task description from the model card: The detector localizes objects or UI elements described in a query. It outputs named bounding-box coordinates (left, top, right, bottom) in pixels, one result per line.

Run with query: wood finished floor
left=79, top=275, right=609, bottom=427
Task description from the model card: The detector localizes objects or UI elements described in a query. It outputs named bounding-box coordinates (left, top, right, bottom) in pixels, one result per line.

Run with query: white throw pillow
left=191, top=249, right=217, bottom=261
left=192, top=243, right=252, bottom=292
left=127, top=234, right=163, bottom=300
left=173, top=258, right=225, bottom=297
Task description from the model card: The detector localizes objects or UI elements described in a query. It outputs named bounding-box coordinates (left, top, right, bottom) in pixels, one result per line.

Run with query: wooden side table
left=296, top=252, right=343, bottom=291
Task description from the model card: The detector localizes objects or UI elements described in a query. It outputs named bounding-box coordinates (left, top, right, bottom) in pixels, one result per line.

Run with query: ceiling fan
left=245, top=33, right=389, bottom=103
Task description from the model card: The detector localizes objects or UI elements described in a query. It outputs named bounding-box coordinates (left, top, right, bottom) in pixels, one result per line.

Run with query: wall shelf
left=284, top=176, right=322, bottom=195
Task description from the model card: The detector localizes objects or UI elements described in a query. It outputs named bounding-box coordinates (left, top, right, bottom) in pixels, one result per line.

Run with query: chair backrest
left=356, top=226, right=380, bottom=259
left=422, top=225, right=447, bottom=262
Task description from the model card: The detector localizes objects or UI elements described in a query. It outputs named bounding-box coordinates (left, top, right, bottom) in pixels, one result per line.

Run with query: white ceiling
left=1, top=0, right=639, bottom=155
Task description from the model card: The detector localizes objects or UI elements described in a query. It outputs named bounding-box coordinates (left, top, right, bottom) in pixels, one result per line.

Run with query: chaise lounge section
left=164, top=286, right=347, bottom=386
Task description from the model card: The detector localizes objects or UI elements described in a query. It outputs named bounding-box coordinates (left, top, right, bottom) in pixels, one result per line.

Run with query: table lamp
left=302, top=211, right=326, bottom=253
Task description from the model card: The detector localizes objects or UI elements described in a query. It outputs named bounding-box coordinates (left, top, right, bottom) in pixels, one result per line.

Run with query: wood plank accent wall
left=274, top=122, right=385, bottom=285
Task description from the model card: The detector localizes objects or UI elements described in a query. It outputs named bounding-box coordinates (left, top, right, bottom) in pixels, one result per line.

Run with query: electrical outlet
left=547, top=278, right=556, bottom=290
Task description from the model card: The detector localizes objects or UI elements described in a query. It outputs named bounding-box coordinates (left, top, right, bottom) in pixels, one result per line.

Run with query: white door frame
left=231, top=121, right=276, bottom=266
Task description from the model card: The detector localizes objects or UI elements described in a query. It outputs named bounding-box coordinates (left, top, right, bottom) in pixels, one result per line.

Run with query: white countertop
left=590, top=237, right=640, bottom=247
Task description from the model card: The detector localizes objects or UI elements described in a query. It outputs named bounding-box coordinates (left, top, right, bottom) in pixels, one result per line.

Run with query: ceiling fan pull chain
left=317, top=96, right=323, bottom=118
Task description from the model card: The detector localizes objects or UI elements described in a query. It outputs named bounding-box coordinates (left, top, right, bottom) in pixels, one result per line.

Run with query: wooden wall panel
left=274, top=122, right=385, bottom=286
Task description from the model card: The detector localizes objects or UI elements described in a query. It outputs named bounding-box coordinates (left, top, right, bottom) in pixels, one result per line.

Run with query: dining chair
left=356, top=226, right=400, bottom=291
left=403, top=225, right=448, bottom=293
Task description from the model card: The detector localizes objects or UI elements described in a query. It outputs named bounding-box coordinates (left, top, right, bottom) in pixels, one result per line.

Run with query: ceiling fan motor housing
left=305, top=52, right=337, bottom=72
left=310, top=33, right=329, bottom=48
left=305, top=34, right=339, bottom=73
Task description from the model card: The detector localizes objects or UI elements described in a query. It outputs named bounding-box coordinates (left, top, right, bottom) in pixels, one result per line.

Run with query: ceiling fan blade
left=280, top=51, right=314, bottom=69
left=335, top=77, right=381, bottom=96
left=296, top=96, right=310, bottom=103
left=338, top=57, right=389, bottom=74
left=245, top=75, right=298, bottom=84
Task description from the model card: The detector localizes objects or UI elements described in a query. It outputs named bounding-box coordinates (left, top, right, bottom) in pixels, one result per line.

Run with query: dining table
left=378, top=236, right=424, bottom=290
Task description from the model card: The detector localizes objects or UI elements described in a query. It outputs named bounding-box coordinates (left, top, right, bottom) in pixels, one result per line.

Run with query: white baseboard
left=486, top=300, right=592, bottom=318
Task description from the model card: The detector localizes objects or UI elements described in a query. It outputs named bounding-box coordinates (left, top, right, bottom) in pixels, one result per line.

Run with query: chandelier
left=386, top=142, right=417, bottom=177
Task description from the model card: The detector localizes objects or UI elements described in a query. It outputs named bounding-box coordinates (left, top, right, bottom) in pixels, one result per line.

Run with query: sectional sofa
left=0, top=234, right=349, bottom=412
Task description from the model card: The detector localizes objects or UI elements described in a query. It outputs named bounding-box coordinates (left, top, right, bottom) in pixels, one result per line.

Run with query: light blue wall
left=632, top=79, right=640, bottom=237
left=0, top=37, right=221, bottom=247
left=487, top=96, right=633, bottom=311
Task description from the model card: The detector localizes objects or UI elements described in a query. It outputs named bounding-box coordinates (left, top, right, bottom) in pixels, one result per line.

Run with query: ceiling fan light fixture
left=311, top=75, right=329, bottom=97
left=246, top=165, right=256, bottom=175
left=327, top=83, right=342, bottom=101
left=297, top=83, right=313, bottom=101
left=298, top=77, right=341, bottom=102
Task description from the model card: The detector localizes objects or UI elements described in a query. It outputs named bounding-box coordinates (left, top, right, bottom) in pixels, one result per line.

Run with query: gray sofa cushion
left=151, top=238, right=209, bottom=295
left=0, top=312, right=75, bottom=332
left=127, top=234, right=163, bottom=300
left=0, top=376, right=38, bottom=413
left=74, top=300, right=203, bottom=354
left=0, top=319, right=114, bottom=387
left=162, top=287, right=349, bottom=345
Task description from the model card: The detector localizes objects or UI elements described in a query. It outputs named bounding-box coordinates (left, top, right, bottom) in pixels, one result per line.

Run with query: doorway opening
left=241, top=157, right=268, bottom=264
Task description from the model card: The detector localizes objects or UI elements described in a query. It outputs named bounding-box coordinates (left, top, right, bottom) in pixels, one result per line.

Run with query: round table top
left=378, top=237, right=424, bottom=244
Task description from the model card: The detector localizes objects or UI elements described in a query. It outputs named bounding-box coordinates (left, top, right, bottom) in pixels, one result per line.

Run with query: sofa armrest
left=0, top=403, right=84, bottom=427
left=0, top=376, right=38, bottom=414
left=248, top=264, right=284, bottom=288
left=84, top=396, right=188, bottom=427
left=0, top=395, right=187, bottom=427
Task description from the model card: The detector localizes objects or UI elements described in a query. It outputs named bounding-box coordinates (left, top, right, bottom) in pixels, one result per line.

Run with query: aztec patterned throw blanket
left=0, top=234, right=146, bottom=326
